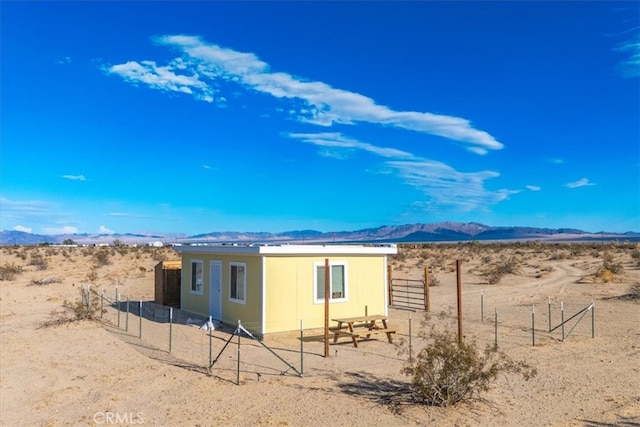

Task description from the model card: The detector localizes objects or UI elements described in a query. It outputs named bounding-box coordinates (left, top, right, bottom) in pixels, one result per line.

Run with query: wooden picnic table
left=330, top=315, right=396, bottom=347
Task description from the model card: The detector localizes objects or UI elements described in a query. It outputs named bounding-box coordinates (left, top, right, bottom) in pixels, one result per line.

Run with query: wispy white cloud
left=388, top=160, right=517, bottom=211
left=526, top=185, right=541, bottom=191
left=99, top=225, right=114, bottom=234
left=62, top=174, right=86, bottom=181
left=288, top=132, right=512, bottom=211
left=615, top=31, right=640, bottom=78
left=108, top=35, right=504, bottom=155
left=0, top=198, right=53, bottom=219
left=547, top=157, right=564, bottom=165
left=106, top=60, right=216, bottom=102
left=565, top=178, right=595, bottom=188
left=107, top=212, right=131, bottom=217
left=14, top=225, right=32, bottom=233
left=288, top=132, right=414, bottom=159
left=42, top=225, right=78, bottom=235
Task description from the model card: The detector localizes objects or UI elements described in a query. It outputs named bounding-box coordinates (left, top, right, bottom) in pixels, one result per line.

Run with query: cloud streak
left=616, top=32, right=640, bottom=78
left=62, top=174, right=86, bottom=181
left=565, top=178, right=595, bottom=189
left=288, top=132, right=511, bottom=212
left=107, top=35, right=504, bottom=155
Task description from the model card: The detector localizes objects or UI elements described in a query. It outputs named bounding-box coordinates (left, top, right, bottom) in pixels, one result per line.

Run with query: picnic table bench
left=330, top=315, right=396, bottom=348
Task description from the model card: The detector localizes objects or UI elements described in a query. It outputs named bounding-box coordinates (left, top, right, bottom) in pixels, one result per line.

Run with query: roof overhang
left=175, top=244, right=397, bottom=256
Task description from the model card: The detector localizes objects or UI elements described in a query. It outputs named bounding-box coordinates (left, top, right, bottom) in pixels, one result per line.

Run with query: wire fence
left=85, top=284, right=596, bottom=385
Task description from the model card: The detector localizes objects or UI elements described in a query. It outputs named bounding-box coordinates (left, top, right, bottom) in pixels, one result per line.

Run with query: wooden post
left=456, top=260, right=462, bottom=344
left=424, top=266, right=430, bottom=312
left=387, top=264, right=393, bottom=306
left=324, top=258, right=330, bottom=358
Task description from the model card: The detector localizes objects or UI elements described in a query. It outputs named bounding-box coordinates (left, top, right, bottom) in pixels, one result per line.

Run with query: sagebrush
left=399, top=314, right=537, bottom=407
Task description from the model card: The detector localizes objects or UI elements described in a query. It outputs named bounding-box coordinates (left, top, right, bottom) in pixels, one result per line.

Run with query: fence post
left=591, top=300, right=595, bottom=339
left=237, top=320, right=241, bottom=385
left=480, top=289, right=484, bottom=323
left=408, top=313, right=413, bottom=362
left=139, top=299, right=142, bottom=339
left=532, top=304, right=535, bottom=347
left=561, top=301, right=565, bottom=342
left=209, top=319, right=213, bottom=367
left=100, top=289, right=104, bottom=319
left=494, top=308, right=498, bottom=350
left=169, top=307, right=173, bottom=353
left=387, top=265, right=393, bottom=307
left=126, top=296, right=129, bottom=331
left=300, top=320, right=304, bottom=376
left=548, top=296, right=551, bottom=333
left=456, top=260, right=462, bottom=344
left=424, top=267, right=430, bottom=312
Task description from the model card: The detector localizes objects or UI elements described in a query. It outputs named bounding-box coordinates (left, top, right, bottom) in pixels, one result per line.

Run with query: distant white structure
left=148, top=241, right=164, bottom=247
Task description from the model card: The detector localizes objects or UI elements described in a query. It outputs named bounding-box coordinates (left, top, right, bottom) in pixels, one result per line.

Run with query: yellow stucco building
left=176, top=244, right=397, bottom=334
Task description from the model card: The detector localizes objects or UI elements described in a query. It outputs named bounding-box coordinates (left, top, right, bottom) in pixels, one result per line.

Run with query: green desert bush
left=399, top=316, right=536, bottom=407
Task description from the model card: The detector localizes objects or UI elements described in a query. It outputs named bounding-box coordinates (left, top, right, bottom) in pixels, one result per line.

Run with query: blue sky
left=1, top=1, right=639, bottom=235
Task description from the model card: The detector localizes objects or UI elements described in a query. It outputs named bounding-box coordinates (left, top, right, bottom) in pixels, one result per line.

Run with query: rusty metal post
left=324, top=258, right=330, bottom=358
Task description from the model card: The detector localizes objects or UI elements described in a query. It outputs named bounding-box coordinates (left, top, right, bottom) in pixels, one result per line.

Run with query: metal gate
left=390, top=278, right=428, bottom=311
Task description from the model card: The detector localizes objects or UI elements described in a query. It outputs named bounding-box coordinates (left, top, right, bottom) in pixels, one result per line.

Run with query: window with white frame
left=314, top=262, right=347, bottom=303
left=229, top=262, right=246, bottom=304
left=191, top=260, right=203, bottom=295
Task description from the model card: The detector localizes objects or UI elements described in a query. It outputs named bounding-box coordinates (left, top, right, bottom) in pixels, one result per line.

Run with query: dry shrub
left=0, top=262, right=23, bottom=281
left=39, top=286, right=105, bottom=328
left=29, top=276, right=62, bottom=286
left=482, top=256, right=521, bottom=285
left=28, top=252, right=48, bottom=270
left=399, top=316, right=536, bottom=407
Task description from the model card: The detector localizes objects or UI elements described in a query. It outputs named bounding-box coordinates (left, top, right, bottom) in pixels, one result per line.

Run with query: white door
left=209, top=260, right=222, bottom=320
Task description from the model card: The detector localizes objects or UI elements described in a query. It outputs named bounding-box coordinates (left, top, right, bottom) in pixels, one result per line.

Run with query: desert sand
left=1, top=242, right=639, bottom=426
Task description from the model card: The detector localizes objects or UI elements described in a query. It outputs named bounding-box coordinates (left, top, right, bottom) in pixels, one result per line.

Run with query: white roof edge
left=175, top=244, right=397, bottom=255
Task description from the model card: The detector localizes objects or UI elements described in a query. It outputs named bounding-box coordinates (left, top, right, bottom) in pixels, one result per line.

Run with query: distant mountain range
left=1, top=222, right=639, bottom=245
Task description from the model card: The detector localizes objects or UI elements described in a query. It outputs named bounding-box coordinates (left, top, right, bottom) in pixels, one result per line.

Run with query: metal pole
left=139, top=299, right=142, bottom=339
left=548, top=296, right=551, bottom=333
left=591, top=300, right=595, bottom=339
left=481, top=289, right=484, bottom=323
left=209, top=321, right=213, bottom=367
left=169, top=307, right=173, bottom=353
left=300, top=320, right=304, bottom=376
left=117, top=291, right=120, bottom=328
left=456, top=260, right=462, bottom=344
left=324, top=258, right=330, bottom=358
left=532, top=305, right=535, bottom=347
left=387, top=264, right=393, bottom=307
left=561, top=301, right=565, bottom=342
left=494, top=308, right=498, bottom=350
left=125, top=296, right=129, bottom=331
left=424, top=267, right=430, bottom=312
left=237, top=320, right=241, bottom=385
left=365, top=305, right=368, bottom=317
left=408, top=314, right=413, bottom=362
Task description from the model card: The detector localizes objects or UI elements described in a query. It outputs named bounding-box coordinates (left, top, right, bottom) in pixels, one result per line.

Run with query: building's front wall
left=180, top=252, right=263, bottom=329
left=263, top=255, right=388, bottom=333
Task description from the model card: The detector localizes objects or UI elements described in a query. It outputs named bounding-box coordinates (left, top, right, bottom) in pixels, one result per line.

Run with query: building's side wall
left=263, top=255, right=388, bottom=333
left=180, top=253, right=263, bottom=329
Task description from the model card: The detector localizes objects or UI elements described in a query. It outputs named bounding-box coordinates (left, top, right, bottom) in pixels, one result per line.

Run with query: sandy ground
left=0, top=243, right=639, bottom=426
